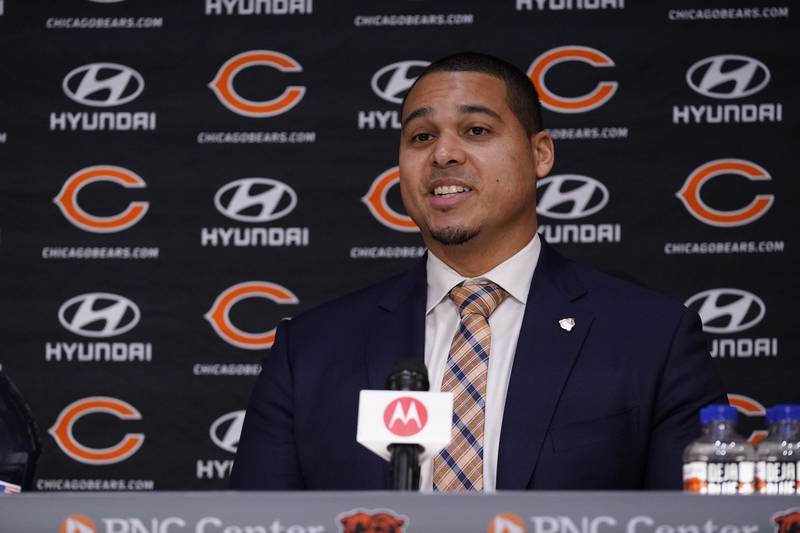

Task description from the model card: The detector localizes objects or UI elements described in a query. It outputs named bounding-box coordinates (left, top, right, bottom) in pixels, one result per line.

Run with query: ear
left=530, top=130, right=555, bottom=179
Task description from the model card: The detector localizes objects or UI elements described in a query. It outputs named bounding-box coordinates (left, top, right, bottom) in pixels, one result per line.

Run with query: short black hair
left=402, top=52, right=543, bottom=137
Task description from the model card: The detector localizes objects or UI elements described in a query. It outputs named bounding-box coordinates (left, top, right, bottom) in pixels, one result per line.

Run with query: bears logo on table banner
left=773, top=509, right=800, bottom=533
left=362, top=167, right=418, bottom=232
left=209, top=50, right=305, bottom=118
left=47, top=292, right=152, bottom=363
left=536, top=174, right=621, bottom=244
left=205, top=281, right=298, bottom=349
left=674, top=54, right=782, bottom=124
left=728, top=393, right=768, bottom=445
left=337, top=509, right=408, bottom=533
left=676, top=159, right=774, bottom=227
left=685, top=288, right=777, bottom=359
left=49, top=397, right=144, bottom=465
left=54, top=165, right=149, bottom=233
left=527, top=46, right=617, bottom=113
left=358, top=60, right=429, bottom=130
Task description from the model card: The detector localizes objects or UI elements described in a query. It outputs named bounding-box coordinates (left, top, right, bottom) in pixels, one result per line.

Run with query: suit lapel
left=365, top=258, right=427, bottom=391
left=496, top=242, right=595, bottom=490
left=363, top=257, right=427, bottom=489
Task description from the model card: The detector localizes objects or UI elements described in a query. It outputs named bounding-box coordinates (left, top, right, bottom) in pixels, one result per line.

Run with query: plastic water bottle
left=683, top=404, right=756, bottom=494
left=755, top=405, right=800, bottom=495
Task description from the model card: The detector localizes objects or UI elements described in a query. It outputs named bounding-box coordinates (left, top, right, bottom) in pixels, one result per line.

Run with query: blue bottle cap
left=767, top=405, right=800, bottom=424
left=700, top=404, right=737, bottom=425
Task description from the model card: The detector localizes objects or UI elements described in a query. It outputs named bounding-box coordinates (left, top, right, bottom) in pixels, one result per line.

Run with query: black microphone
left=385, top=359, right=429, bottom=491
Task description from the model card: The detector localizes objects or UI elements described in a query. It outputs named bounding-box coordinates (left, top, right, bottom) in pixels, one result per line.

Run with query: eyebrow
left=401, top=103, right=503, bottom=130
left=457, top=104, right=502, bottom=121
left=401, top=106, right=431, bottom=130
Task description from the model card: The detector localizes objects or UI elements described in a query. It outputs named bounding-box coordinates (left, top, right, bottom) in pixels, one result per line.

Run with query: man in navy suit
left=231, top=53, right=725, bottom=491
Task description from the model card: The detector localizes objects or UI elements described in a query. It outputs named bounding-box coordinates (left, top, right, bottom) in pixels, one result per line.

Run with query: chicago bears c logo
left=527, top=46, right=617, bottom=113
left=676, top=159, right=774, bottom=227
left=49, top=396, right=144, bottom=465
left=209, top=50, right=305, bottom=118
left=54, top=165, right=148, bottom=233
left=362, top=167, right=418, bottom=232
left=205, top=281, right=298, bottom=350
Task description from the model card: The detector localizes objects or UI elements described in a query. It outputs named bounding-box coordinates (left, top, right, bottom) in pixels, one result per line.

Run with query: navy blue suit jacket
left=230, top=242, right=726, bottom=490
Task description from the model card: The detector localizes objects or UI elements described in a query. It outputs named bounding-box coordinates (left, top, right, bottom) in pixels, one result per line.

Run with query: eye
left=467, top=126, right=488, bottom=136
left=412, top=132, right=433, bottom=143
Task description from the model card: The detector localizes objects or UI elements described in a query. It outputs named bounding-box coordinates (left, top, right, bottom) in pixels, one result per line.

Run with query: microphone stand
left=388, top=443, right=423, bottom=491
left=386, top=361, right=429, bottom=491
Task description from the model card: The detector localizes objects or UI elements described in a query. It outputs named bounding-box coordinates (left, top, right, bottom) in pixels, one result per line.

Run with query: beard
left=429, top=226, right=480, bottom=246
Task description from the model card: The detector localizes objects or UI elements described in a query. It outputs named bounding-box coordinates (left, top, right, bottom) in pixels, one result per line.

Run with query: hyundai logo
left=210, top=410, right=245, bottom=453
left=63, top=62, right=144, bottom=107
left=536, top=175, right=609, bottom=220
left=685, top=288, right=766, bottom=334
left=371, top=60, right=430, bottom=104
left=58, top=293, right=141, bottom=338
left=687, top=55, right=770, bottom=100
left=214, top=178, right=297, bottom=223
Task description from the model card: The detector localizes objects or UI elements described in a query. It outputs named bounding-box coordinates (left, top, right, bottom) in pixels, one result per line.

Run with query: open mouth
left=432, top=184, right=472, bottom=197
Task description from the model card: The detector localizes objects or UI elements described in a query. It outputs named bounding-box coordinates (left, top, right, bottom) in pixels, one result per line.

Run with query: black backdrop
left=0, top=0, right=796, bottom=491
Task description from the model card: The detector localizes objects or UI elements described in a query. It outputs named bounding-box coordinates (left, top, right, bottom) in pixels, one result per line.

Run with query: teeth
left=433, top=185, right=471, bottom=196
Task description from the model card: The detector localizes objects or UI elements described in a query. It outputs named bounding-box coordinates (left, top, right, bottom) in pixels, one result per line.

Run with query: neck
left=425, top=226, right=537, bottom=277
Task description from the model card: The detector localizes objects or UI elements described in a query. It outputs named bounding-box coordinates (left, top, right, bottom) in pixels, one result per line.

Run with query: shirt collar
left=425, top=233, right=541, bottom=315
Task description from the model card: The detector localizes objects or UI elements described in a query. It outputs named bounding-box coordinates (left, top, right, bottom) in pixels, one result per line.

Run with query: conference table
left=2, top=491, right=797, bottom=532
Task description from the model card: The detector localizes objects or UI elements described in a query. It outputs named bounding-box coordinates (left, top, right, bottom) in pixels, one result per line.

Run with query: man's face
left=399, top=71, right=552, bottom=253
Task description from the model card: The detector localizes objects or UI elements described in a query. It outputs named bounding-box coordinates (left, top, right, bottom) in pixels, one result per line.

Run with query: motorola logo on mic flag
left=687, top=55, right=770, bottom=100
left=58, top=293, right=140, bottom=338
left=528, top=46, right=617, bottom=113
left=214, top=177, right=297, bottom=223
left=371, top=60, right=429, bottom=104
left=383, top=397, right=428, bottom=436
left=210, top=410, right=245, bottom=453
left=61, top=515, right=98, bottom=533
left=54, top=165, right=149, bottom=233
left=362, top=167, right=419, bottom=232
left=49, top=396, right=145, bottom=465
left=676, top=159, right=774, bottom=227
left=536, top=175, right=609, bottom=220
left=488, top=513, right=526, bottom=533
left=205, top=281, right=299, bottom=350
left=63, top=63, right=144, bottom=107
left=685, top=288, right=765, bottom=334
left=209, top=50, right=305, bottom=118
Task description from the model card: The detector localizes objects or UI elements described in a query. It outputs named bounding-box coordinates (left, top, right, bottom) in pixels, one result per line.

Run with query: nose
left=431, top=132, right=465, bottom=168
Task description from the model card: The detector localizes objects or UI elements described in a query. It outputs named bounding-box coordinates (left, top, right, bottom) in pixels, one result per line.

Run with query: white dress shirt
left=419, top=233, right=541, bottom=492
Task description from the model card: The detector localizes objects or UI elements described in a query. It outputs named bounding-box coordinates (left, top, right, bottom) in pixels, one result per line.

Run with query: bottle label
left=756, top=460, right=798, bottom=495
left=683, top=461, right=707, bottom=493
left=683, top=461, right=754, bottom=495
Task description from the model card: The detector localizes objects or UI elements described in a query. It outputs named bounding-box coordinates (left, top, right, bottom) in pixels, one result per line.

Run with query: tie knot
left=449, top=281, right=508, bottom=319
